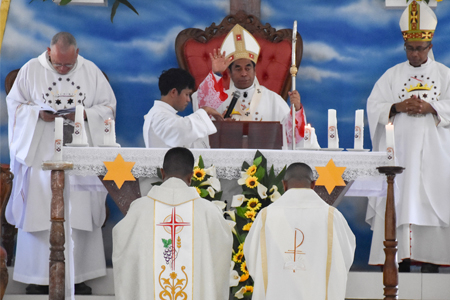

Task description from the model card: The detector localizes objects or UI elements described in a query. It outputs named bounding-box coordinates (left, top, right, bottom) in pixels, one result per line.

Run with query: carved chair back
left=175, top=11, right=303, bottom=100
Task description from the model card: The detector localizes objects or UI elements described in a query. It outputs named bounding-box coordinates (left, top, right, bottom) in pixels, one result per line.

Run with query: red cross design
left=157, top=207, right=190, bottom=270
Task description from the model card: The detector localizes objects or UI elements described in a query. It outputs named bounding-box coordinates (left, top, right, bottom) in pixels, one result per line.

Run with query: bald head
left=161, top=147, right=194, bottom=184
left=283, top=163, right=315, bottom=190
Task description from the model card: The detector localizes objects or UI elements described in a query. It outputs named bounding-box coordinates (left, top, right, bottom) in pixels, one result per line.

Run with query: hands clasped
left=397, top=95, right=436, bottom=115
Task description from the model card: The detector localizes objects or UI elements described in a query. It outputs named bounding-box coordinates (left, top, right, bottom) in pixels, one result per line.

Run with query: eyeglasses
left=52, top=63, right=75, bottom=68
left=404, top=44, right=431, bottom=53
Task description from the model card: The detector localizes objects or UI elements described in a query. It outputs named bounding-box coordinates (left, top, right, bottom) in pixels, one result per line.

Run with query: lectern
left=209, top=121, right=283, bottom=149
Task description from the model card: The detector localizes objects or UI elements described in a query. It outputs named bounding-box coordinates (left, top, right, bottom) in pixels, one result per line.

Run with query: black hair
left=228, top=60, right=256, bottom=71
left=162, top=147, right=195, bottom=178
left=284, top=162, right=314, bottom=184
left=158, top=68, right=195, bottom=96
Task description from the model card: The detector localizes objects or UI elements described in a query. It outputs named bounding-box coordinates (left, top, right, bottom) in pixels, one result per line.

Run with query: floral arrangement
left=190, top=156, right=223, bottom=201
left=227, top=150, right=286, bottom=299
left=154, top=155, right=223, bottom=201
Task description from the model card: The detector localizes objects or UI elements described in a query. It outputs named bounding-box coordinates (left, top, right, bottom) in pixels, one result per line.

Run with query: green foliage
left=162, top=239, right=171, bottom=248
left=230, top=151, right=286, bottom=299
left=41, top=0, right=139, bottom=22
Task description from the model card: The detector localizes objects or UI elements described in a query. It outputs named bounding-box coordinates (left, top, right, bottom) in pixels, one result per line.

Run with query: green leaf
left=59, top=0, right=72, bottom=5
left=241, top=161, right=250, bottom=171
left=254, top=166, right=265, bottom=181
left=242, top=190, right=257, bottom=196
left=198, top=155, right=205, bottom=169
left=162, top=239, right=171, bottom=248
left=110, top=0, right=120, bottom=23
left=268, top=165, right=276, bottom=182
left=214, top=191, right=223, bottom=200
left=275, top=165, right=287, bottom=183
left=236, top=207, right=248, bottom=218
left=118, top=0, right=139, bottom=15
left=253, top=156, right=262, bottom=167
left=199, top=188, right=209, bottom=198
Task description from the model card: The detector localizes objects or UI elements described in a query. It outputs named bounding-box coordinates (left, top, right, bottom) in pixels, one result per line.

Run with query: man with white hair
left=366, top=0, right=450, bottom=273
left=6, top=32, right=116, bottom=294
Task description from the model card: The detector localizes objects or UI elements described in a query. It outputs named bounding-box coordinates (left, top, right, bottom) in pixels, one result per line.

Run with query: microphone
left=224, top=91, right=241, bottom=119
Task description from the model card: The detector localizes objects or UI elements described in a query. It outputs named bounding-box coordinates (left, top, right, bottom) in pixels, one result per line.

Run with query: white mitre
left=220, top=24, right=260, bottom=64
left=400, top=0, right=437, bottom=42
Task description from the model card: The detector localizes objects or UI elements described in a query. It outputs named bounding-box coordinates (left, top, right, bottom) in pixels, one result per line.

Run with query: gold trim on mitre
left=220, top=24, right=260, bottom=64
left=400, top=0, right=437, bottom=42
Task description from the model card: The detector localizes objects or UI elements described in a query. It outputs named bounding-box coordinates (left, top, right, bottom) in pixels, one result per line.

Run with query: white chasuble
left=154, top=201, right=193, bottom=300
left=366, top=59, right=450, bottom=264
left=113, top=177, right=233, bottom=300
left=244, top=189, right=355, bottom=300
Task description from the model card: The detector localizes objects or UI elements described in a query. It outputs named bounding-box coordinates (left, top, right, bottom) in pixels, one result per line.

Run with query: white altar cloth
left=62, top=148, right=389, bottom=197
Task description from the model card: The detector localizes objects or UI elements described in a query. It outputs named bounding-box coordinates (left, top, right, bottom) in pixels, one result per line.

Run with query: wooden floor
left=4, top=267, right=450, bottom=300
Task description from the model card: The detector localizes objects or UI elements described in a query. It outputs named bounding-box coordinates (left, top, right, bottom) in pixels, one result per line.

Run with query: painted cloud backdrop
left=2, top=0, right=450, bottom=269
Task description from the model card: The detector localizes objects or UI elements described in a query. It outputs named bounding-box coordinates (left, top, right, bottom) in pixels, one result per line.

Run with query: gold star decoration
left=315, top=159, right=346, bottom=194
left=103, top=154, right=136, bottom=189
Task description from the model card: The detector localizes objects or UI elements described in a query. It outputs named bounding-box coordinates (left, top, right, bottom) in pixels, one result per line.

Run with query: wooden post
left=377, top=166, right=404, bottom=300
left=43, top=161, right=73, bottom=300
left=230, top=0, right=260, bottom=18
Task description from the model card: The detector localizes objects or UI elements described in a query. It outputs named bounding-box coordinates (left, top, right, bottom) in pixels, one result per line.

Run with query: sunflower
left=193, top=167, right=206, bottom=181
left=233, top=251, right=244, bottom=263
left=238, top=243, right=244, bottom=251
left=243, top=222, right=253, bottom=231
left=246, top=165, right=257, bottom=176
left=239, top=272, right=249, bottom=282
left=245, top=285, right=254, bottom=293
left=240, top=261, right=248, bottom=274
left=245, top=176, right=259, bottom=189
left=195, top=187, right=201, bottom=195
left=244, top=210, right=256, bottom=221
left=247, top=198, right=262, bottom=211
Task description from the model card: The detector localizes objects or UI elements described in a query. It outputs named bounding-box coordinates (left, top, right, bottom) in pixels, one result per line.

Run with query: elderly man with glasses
left=366, top=0, right=450, bottom=274
left=6, top=32, right=116, bottom=294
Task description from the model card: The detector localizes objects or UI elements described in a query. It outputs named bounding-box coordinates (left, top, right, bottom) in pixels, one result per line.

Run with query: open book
left=38, top=101, right=76, bottom=115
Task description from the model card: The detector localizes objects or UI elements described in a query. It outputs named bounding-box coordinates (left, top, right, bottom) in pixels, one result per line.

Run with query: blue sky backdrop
left=2, top=0, right=450, bottom=270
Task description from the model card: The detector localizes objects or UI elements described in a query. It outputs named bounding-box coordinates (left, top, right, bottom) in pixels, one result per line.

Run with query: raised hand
left=209, top=49, right=233, bottom=74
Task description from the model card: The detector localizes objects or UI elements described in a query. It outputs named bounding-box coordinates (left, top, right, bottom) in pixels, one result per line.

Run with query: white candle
left=310, top=127, right=319, bottom=149
left=328, top=109, right=339, bottom=149
left=53, top=117, right=63, bottom=161
left=72, top=105, right=84, bottom=144
left=354, top=109, right=364, bottom=150
left=304, top=123, right=312, bottom=148
left=386, top=123, right=395, bottom=165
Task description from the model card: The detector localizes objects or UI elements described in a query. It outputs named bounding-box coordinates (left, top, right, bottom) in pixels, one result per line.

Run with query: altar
left=63, top=147, right=389, bottom=210
left=40, top=146, right=396, bottom=300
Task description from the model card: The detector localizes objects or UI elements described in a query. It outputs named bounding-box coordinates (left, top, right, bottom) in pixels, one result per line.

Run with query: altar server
left=244, top=163, right=355, bottom=300
left=6, top=32, right=116, bottom=295
left=113, top=147, right=232, bottom=300
left=192, top=24, right=306, bottom=149
left=366, top=0, right=450, bottom=272
left=143, top=68, right=223, bottom=148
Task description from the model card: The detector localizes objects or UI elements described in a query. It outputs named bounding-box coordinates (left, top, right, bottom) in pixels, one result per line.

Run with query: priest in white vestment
left=191, top=24, right=306, bottom=149
left=366, top=0, right=450, bottom=272
left=113, top=147, right=233, bottom=300
left=143, top=68, right=223, bottom=148
left=244, top=163, right=355, bottom=300
left=6, top=32, right=116, bottom=296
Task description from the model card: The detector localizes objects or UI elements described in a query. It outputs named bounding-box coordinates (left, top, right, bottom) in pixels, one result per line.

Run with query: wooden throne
left=175, top=10, right=303, bottom=100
